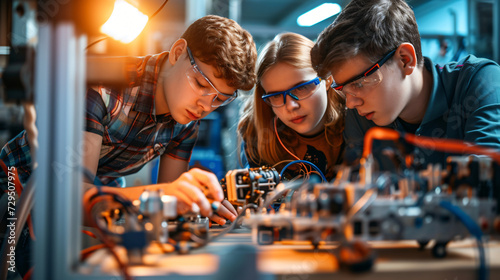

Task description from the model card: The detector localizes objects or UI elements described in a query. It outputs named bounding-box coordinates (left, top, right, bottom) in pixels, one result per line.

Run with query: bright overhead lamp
left=100, top=0, right=149, bottom=43
left=297, top=3, right=341, bottom=27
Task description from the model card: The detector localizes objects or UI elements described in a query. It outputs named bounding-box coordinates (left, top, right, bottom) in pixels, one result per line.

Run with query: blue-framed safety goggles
left=261, top=77, right=322, bottom=107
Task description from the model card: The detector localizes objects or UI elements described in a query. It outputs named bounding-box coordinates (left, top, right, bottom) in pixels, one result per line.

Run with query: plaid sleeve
left=0, top=131, right=32, bottom=187
left=164, top=121, right=200, bottom=161
left=85, top=87, right=109, bottom=136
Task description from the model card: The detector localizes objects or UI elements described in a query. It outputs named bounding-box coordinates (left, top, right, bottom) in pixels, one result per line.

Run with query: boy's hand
left=210, top=200, right=238, bottom=225
left=81, top=168, right=238, bottom=226
left=161, top=168, right=234, bottom=220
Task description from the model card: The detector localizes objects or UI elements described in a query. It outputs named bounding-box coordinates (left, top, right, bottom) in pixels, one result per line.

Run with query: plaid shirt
left=0, top=131, right=32, bottom=187
left=1, top=51, right=199, bottom=186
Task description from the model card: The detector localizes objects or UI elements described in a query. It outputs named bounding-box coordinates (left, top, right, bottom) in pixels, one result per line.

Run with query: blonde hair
left=238, top=32, right=345, bottom=168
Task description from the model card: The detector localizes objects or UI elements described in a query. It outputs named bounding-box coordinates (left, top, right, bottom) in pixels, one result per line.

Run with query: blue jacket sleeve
left=461, top=64, right=500, bottom=149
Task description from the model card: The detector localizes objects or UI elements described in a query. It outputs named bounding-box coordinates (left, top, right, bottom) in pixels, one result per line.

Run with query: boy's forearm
left=157, top=155, right=189, bottom=183
left=83, top=182, right=162, bottom=202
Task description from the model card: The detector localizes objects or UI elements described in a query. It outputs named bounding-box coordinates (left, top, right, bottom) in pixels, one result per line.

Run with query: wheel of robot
left=431, top=241, right=449, bottom=258
left=380, top=215, right=404, bottom=240
left=417, top=240, right=429, bottom=250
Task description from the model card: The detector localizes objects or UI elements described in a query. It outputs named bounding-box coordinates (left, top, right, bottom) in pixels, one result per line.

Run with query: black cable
left=262, top=180, right=304, bottom=210
left=81, top=167, right=136, bottom=214
left=85, top=37, right=108, bottom=51
left=82, top=166, right=140, bottom=238
left=91, top=211, right=133, bottom=280
left=148, top=0, right=169, bottom=20
left=85, top=0, right=170, bottom=50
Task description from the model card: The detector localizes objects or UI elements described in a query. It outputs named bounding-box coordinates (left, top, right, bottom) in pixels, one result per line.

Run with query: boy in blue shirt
left=310, top=0, right=500, bottom=166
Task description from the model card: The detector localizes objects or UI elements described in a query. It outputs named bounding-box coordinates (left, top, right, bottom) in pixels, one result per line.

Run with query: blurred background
left=0, top=0, right=498, bottom=185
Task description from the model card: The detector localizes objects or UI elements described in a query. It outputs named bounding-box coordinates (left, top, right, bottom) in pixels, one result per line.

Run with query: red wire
left=82, top=230, right=98, bottom=239
left=22, top=267, right=33, bottom=280
left=0, top=159, right=23, bottom=196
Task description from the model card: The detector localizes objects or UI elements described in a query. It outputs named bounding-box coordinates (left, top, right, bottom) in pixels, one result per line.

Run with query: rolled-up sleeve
left=85, top=87, right=108, bottom=136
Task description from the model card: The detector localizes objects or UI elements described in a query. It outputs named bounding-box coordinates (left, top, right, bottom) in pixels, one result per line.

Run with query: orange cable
left=274, top=117, right=309, bottom=176
left=362, top=127, right=500, bottom=164
left=404, top=133, right=500, bottom=164
left=362, top=127, right=400, bottom=159
left=80, top=244, right=107, bottom=261
left=82, top=230, right=98, bottom=239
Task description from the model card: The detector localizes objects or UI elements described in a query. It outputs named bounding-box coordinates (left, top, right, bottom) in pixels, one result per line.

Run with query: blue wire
left=280, top=160, right=327, bottom=182
left=439, top=200, right=487, bottom=280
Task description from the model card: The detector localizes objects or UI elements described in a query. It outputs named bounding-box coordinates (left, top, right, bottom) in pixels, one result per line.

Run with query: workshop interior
left=1, top=0, right=500, bottom=279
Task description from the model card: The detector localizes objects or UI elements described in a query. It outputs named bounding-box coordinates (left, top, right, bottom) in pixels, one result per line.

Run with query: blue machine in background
left=151, top=112, right=225, bottom=183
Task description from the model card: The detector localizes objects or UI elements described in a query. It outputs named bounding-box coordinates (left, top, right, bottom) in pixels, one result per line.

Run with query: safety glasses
left=186, top=46, right=237, bottom=107
left=331, top=49, right=396, bottom=98
left=262, top=77, right=322, bottom=107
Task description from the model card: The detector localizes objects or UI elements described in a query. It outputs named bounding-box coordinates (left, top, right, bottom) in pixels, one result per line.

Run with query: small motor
left=221, top=167, right=280, bottom=206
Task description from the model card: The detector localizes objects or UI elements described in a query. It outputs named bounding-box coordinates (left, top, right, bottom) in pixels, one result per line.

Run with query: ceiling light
left=100, top=0, right=149, bottom=43
left=297, top=3, right=341, bottom=27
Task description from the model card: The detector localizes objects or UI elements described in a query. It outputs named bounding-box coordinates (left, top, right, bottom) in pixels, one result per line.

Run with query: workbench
left=81, top=226, right=500, bottom=280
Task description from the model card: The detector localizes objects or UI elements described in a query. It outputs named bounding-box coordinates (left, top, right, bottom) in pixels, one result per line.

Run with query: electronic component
left=221, top=167, right=280, bottom=207
left=244, top=128, right=500, bottom=272
left=136, top=190, right=211, bottom=248
left=81, top=127, right=500, bottom=277
left=248, top=160, right=498, bottom=256
left=219, top=133, right=500, bottom=260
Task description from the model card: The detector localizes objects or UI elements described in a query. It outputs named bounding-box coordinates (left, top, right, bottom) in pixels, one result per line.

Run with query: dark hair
left=181, top=15, right=257, bottom=91
left=311, top=0, right=423, bottom=78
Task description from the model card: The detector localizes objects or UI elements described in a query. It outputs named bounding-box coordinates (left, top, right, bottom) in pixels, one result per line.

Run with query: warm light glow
left=100, top=0, right=149, bottom=43
left=297, top=3, right=341, bottom=27
left=144, top=222, right=154, bottom=231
